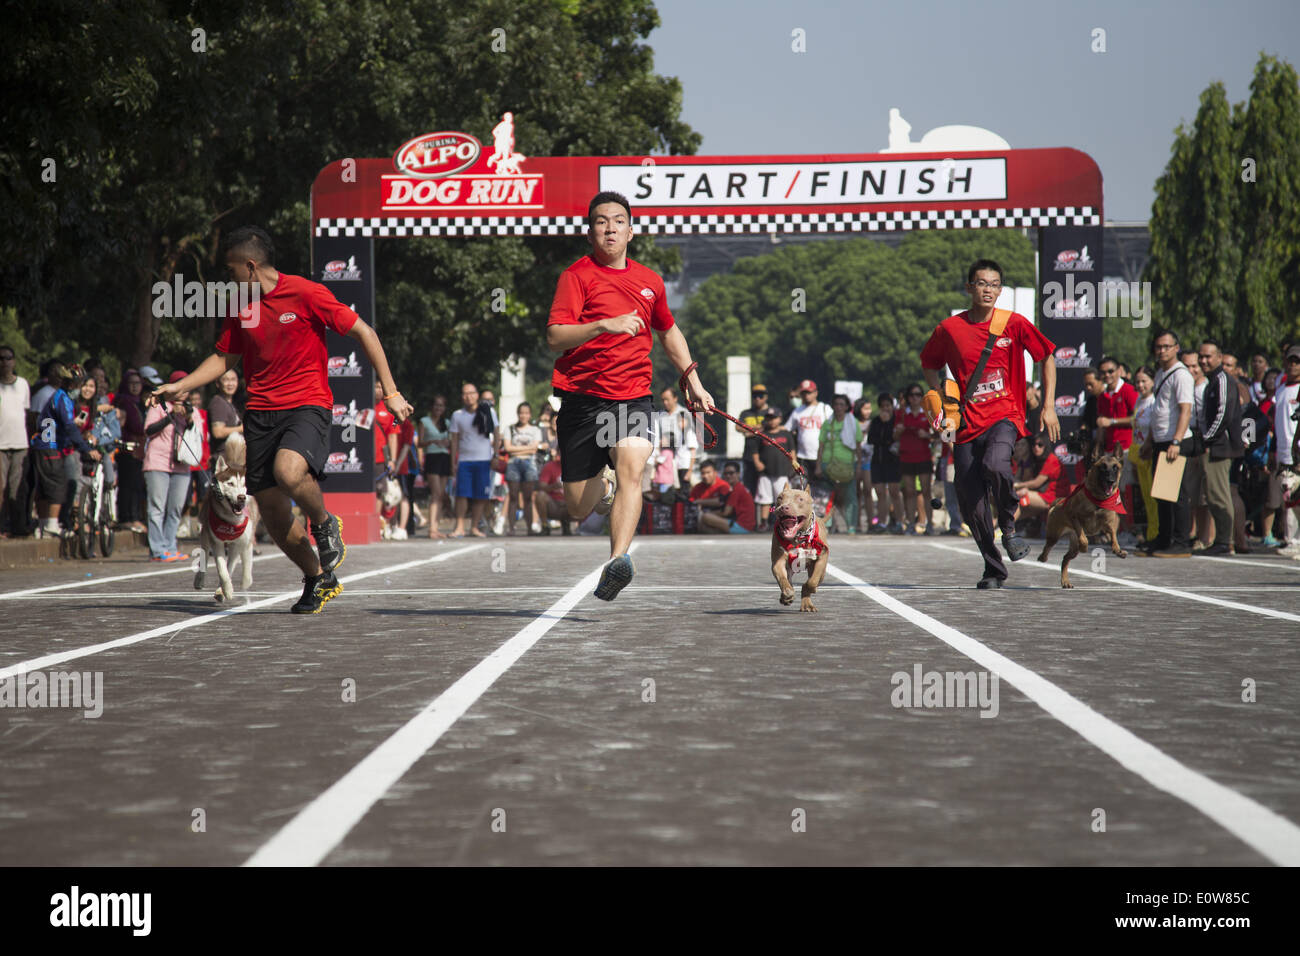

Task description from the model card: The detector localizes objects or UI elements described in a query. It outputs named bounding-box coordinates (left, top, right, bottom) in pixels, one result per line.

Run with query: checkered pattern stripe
left=315, top=207, right=1100, bottom=237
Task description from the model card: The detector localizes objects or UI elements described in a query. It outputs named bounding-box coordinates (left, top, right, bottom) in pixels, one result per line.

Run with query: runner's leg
left=255, top=484, right=322, bottom=577
left=273, top=448, right=328, bottom=525
left=608, top=438, right=652, bottom=557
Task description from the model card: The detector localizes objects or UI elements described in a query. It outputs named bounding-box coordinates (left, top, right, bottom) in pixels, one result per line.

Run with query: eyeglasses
left=908, top=392, right=922, bottom=398
left=973, top=280, right=1002, bottom=290
left=1154, top=342, right=1177, bottom=350
left=0, top=354, right=14, bottom=361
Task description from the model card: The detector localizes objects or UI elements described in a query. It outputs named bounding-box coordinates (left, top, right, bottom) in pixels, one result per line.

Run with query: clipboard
left=1151, top=452, right=1188, bottom=501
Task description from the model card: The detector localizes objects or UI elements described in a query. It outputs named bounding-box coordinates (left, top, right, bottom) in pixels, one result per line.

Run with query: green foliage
left=0, top=0, right=697, bottom=405
left=1145, top=54, right=1300, bottom=355
left=658, top=230, right=1036, bottom=402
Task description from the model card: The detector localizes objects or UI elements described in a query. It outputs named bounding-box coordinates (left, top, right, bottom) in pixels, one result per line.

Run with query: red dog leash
left=678, top=362, right=806, bottom=480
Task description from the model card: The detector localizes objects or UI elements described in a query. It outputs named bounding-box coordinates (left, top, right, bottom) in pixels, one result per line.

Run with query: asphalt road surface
left=2, top=534, right=1298, bottom=866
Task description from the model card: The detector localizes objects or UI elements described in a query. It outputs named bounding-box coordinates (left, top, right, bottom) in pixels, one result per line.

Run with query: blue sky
left=647, top=0, right=1300, bottom=221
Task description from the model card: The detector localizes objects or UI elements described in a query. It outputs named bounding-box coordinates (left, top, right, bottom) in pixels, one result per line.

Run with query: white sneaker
left=391, top=527, right=408, bottom=540
left=531, top=522, right=542, bottom=534
left=594, top=466, right=616, bottom=516
left=492, top=512, right=506, bottom=535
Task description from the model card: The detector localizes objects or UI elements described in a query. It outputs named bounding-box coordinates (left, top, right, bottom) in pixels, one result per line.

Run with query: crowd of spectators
left=3, top=334, right=1297, bottom=557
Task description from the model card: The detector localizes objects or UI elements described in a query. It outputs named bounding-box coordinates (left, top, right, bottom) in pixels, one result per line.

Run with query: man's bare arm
left=655, top=324, right=715, bottom=412
left=346, top=319, right=413, bottom=421
left=150, top=352, right=238, bottom=405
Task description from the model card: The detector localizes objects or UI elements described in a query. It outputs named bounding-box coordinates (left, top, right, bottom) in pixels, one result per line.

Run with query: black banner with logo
left=1038, top=225, right=1103, bottom=464
left=311, top=236, right=375, bottom=493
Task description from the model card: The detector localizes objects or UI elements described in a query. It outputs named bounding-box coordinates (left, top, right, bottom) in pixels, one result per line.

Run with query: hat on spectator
left=139, top=365, right=163, bottom=387
left=798, top=379, right=817, bottom=392
left=752, top=383, right=767, bottom=393
left=1285, top=346, right=1300, bottom=362
left=764, top=408, right=783, bottom=419
left=168, top=370, right=188, bottom=384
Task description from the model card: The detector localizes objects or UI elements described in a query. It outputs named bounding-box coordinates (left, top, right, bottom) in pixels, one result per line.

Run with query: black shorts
left=556, top=391, right=654, bottom=483
left=871, top=455, right=900, bottom=485
left=245, top=406, right=331, bottom=495
left=900, top=460, right=931, bottom=478
left=32, top=449, right=67, bottom=501
left=424, top=453, right=451, bottom=477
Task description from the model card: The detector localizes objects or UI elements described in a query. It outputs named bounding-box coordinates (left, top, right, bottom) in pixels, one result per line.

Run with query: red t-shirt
left=539, top=460, right=564, bottom=502
left=920, top=310, right=1054, bottom=443
left=896, top=408, right=931, bottom=463
left=396, top=418, right=416, bottom=474
left=548, top=255, right=675, bottom=400
left=725, top=482, right=757, bottom=531
left=373, top=406, right=397, bottom=467
left=1097, top=381, right=1138, bottom=451
left=214, top=273, right=359, bottom=411
left=690, top=477, right=731, bottom=502
left=1034, top=453, right=1069, bottom=504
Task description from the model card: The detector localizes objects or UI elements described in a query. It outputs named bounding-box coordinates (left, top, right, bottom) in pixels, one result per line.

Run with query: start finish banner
left=311, top=117, right=1101, bottom=237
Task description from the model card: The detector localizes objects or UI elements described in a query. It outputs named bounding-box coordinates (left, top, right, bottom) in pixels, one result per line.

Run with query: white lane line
left=826, top=562, right=1300, bottom=867
left=1191, top=553, right=1300, bottom=572
left=0, top=553, right=287, bottom=600
left=930, top=542, right=1300, bottom=624
left=0, top=547, right=486, bottom=682
left=244, top=547, right=633, bottom=867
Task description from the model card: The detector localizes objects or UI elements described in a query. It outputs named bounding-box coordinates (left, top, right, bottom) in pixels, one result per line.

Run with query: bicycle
left=71, top=457, right=116, bottom=559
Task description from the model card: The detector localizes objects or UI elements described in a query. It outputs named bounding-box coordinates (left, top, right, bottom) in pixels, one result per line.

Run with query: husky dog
left=196, top=441, right=254, bottom=602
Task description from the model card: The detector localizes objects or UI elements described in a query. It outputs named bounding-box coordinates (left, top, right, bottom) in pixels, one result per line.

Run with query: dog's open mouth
left=776, top=513, right=802, bottom=538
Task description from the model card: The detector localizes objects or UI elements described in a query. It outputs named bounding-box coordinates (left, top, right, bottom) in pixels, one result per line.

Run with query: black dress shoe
left=976, top=576, right=1005, bottom=589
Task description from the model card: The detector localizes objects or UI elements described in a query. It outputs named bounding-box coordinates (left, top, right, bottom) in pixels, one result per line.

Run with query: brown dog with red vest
left=770, top=484, right=829, bottom=612
left=1037, top=450, right=1128, bottom=588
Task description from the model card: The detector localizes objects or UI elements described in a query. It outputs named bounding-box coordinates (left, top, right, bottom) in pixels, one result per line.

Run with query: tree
left=1145, top=54, right=1300, bottom=355
left=1235, top=55, right=1300, bottom=351
left=0, top=0, right=699, bottom=401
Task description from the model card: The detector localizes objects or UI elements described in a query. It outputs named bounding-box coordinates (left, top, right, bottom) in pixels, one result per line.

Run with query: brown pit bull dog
left=1037, top=450, right=1128, bottom=588
left=770, top=485, right=829, bottom=612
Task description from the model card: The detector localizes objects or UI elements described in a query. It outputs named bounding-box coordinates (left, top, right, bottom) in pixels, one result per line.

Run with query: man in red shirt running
left=150, top=227, right=413, bottom=613
left=920, top=259, right=1060, bottom=588
left=547, top=192, right=715, bottom=600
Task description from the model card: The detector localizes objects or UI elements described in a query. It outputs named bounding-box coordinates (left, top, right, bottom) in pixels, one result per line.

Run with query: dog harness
left=205, top=497, right=250, bottom=541
left=779, top=520, right=828, bottom=575
left=1062, top=482, right=1126, bottom=515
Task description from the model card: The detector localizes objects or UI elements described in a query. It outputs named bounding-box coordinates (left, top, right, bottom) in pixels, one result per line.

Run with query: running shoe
left=312, top=514, right=346, bottom=573
left=1262, top=534, right=1283, bottom=549
left=594, top=553, right=634, bottom=601
left=887, top=521, right=904, bottom=535
left=291, top=570, right=342, bottom=614
left=594, top=466, right=617, bottom=516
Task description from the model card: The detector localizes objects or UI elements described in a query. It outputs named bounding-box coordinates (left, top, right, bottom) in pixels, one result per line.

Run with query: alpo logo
left=1056, top=250, right=1079, bottom=267
left=1056, top=346, right=1078, bottom=361
left=1055, top=395, right=1076, bottom=410
left=393, top=132, right=482, bottom=179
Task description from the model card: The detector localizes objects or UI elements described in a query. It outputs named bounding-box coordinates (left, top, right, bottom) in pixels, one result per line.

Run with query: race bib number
left=971, top=370, right=1006, bottom=403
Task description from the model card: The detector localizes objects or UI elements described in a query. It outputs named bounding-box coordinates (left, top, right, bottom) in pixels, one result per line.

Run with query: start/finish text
left=599, top=159, right=1008, bottom=207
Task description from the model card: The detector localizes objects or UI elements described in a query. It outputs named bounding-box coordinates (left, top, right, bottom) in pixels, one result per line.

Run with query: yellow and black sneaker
left=290, top=570, right=343, bottom=614
left=312, top=513, right=346, bottom=573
